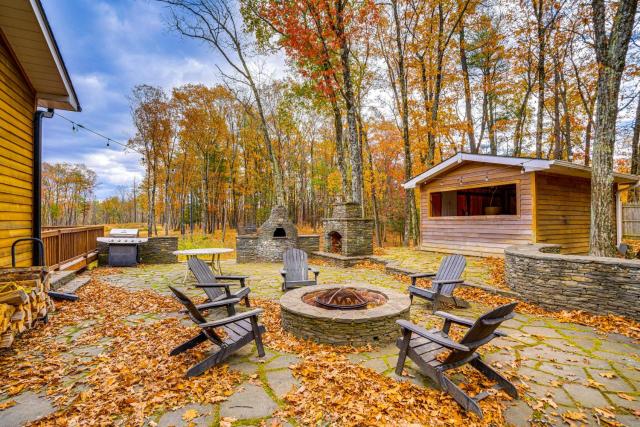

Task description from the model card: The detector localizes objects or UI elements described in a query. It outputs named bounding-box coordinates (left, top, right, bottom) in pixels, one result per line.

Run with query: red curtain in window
left=430, top=193, right=442, bottom=216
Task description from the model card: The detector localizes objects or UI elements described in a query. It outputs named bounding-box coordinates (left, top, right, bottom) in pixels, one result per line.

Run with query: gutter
left=33, top=108, right=54, bottom=266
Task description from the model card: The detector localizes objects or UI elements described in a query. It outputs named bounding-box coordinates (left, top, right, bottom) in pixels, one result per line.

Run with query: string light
left=54, top=113, right=143, bottom=155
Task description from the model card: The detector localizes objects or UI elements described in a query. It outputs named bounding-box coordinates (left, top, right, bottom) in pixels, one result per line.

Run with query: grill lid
left=109, top=228, right=139, bottom=238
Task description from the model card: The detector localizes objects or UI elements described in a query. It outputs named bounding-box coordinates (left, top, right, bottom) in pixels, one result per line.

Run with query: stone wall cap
left=505, top=243, right=640, bottom=267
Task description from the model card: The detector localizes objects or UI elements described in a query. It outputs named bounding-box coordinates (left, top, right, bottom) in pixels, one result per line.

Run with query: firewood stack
left=0, top=267, right=54, bottom=348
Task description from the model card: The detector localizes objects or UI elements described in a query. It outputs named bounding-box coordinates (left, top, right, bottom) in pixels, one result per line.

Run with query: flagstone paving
left=1, top=260, right=639, bottom=426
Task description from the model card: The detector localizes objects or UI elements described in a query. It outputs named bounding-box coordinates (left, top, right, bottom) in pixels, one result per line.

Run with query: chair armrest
left=309, top=267, right=320, bottom=278
left=432, top=279, right=464, bottom=285
left=199, top=308, right=264, bottom=328
left=434, top=311, right=474, bottom=327
left=183, top=298, right=241, bottom=313
left=409, top=272, right=436, bottom=287
left=396, top=320, right=470, bottom=352
left=280, top=269, right=287, bottom=279
left=409, top=272, right=436, bottom=279
left=215, top=275, right=248, bottom=285
left=194, top=282, right=235, bottom=288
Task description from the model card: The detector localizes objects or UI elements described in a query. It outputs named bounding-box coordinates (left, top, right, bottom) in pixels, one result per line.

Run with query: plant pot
left=484, top=206, right=502, bottom=215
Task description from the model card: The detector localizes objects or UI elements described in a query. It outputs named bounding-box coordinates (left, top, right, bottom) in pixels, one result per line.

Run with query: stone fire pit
left=280, top=284, right=410, bottom=346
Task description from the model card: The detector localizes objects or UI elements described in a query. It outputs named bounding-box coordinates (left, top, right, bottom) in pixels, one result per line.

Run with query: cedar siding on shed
left=0, top=33, right=35, bottom=267
left=419, top=162, right=533, bottom=256
left=534, top=173, right=591, bottom=254
left=408, top=154, right=639, bottom=257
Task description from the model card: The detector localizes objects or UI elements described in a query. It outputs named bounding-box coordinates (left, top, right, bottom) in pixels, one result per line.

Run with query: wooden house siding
left=0, top=34, right=35, bottom=267
left=419, top=163, right=533, bottom=256
left=534, top=173, right=591, bottom=254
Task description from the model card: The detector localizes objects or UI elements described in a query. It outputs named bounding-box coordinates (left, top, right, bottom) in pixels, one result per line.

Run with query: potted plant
left=484, top=186, right=502, bottom=215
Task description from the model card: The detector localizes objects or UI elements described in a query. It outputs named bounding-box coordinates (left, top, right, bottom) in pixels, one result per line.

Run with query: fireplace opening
left=328, top=231, right=342, bottom=253
left=273, top=227, right=286, bottom=238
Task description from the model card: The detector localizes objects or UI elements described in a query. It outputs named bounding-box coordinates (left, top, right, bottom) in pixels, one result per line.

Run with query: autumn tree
left=589, top=0, right=638, bottom=256
left=159, top=0, right=286, bottom=206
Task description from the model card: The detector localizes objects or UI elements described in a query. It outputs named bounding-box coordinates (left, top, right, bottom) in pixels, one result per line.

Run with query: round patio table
left=173, top=248, right=234, bottom=282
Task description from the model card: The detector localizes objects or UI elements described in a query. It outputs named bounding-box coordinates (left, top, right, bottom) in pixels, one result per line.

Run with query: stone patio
left=1, top=260, right=638, bottom=426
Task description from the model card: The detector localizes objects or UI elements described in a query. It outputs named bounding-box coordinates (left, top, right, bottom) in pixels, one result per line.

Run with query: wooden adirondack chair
left=188, top=257, right=250, bottom=315
left=408, top=254, right=467, bottom=312
left=394, top=303, right=519, bottom=418
left=281, top=248, right=319, bottom=291
left=168, top=285, right=266, bottom=377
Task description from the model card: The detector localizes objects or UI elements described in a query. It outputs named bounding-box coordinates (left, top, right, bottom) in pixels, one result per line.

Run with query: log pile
left=0, top=267, right=54, bottom=348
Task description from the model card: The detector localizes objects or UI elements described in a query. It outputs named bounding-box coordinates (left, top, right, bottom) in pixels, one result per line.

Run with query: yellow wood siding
left=0, top=35, right=35, bottom=267
left=534, top=173, right=591, bottom=254
left=419, top=163, right=534, bottom=256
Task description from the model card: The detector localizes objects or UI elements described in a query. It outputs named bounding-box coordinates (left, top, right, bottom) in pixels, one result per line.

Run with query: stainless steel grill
left=97, top=229, right=147, bottom=266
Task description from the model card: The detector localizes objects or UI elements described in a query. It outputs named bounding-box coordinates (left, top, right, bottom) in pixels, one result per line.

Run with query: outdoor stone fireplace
left=236, top=205, right=319, bottom=262
left=280, top=284, right=410, bottom=346
left=322, top=202, right=373, bottom=256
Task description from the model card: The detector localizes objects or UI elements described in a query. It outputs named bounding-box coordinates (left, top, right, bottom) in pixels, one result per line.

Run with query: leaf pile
left=482, top=257, right=508, bottom=289
left=252, top=298, right=371, bottom=355
left=282, top=353, right=510, bottom=426
left=455, top=287, right=640, bottom=340
left=0, top=279, right=242, bottom=426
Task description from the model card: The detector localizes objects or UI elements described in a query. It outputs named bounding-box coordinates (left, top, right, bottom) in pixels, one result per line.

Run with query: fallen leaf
left=0, top=400, right=16, bottom=410
left=617, top=393, right=635, bottom=401
left=182, top=409, right=199, bottom=421
left=599, top=372, right=616, bottom=379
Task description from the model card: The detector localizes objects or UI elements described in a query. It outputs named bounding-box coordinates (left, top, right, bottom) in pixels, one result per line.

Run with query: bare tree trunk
left=535, top=0, right=545, bottom=158
left=589, top=0, right=637, bottom=256
left=332, top=100, right=351, bottom=195
left=631, top=96, right=640, bottom=175
left=391, top=0, right=417, bottom=245
left=459, top=24, right=476, bottom=153
left=336, top=0, right=363, bottom=206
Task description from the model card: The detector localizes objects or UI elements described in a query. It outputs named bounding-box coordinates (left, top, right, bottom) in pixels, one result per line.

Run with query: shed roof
left=403, top=153, right=639, bottom=189
left=0, top=0, right=80, bottom=111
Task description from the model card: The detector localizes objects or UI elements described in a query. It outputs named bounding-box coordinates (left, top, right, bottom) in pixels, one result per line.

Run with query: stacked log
left=0, top=268, right=54, bottom=348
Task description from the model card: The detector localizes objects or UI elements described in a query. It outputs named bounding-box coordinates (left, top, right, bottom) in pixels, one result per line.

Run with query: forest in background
left=43, top=0, right=640, bottom=253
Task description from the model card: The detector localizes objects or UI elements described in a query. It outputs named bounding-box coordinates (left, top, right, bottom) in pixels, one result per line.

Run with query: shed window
left=430, top=184, right=517, bottom=217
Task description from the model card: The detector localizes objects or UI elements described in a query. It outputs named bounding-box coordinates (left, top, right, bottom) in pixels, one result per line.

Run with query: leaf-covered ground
left=0, top=254, right=638, bottom=426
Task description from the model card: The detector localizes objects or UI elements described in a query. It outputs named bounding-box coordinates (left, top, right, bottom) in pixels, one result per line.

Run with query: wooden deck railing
left=41, top=225, right=105, bottom=270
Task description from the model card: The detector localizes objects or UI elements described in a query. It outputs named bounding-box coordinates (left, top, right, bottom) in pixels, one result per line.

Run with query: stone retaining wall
left=98, top=237, right=178, bottom=265
left=505, top=244, right=640, bottom=321
left=236, top=234, right=320, bottom=263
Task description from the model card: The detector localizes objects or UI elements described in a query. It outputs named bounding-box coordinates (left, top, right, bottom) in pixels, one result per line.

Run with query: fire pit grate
left=302, top=287, right=387, bottom=310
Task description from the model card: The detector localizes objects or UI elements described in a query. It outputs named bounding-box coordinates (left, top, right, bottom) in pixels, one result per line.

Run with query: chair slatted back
left=188, top=257, right=224, bottom=301
left=283, top=249, right=308, bottom=282
left=431, top=254, right=466, bottom=296
left=168, top=285, right=224, bottom=345
left=443, top=302, right=517, bottom=365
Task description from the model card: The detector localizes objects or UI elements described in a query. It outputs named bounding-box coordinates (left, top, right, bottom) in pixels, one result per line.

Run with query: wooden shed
left=0, top=0, right=80, bottom=267
left=404, top=153, right=639, bottom=256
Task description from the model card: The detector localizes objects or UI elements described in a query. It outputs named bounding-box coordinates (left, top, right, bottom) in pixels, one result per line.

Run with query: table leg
left=216, top=254, right=223, bottom=274
left=182, top=256, right=191, bottom=283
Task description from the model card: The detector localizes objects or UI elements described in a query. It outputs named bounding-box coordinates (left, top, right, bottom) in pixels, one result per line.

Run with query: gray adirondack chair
left=395, top=302, right=518, bottom=418
left=188, top=257, right=250, bottom=315
left=280, top=248, right=319, bottom=291
left=168, top=285, right=265, bottom=377
left=408, top=254, right=467, bottom=312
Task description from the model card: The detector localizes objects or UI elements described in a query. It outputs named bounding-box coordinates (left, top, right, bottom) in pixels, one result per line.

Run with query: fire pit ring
left=280, top=284, right=410, bottom=346
left=314, top=287, right=368, bottom=309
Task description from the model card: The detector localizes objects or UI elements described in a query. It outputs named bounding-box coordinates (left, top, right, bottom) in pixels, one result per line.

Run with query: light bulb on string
left=106, top=138, right=110, bottom=147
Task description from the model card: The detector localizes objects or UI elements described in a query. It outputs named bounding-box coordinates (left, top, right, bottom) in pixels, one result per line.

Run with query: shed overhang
left=0, top=0, right=80, bottom=111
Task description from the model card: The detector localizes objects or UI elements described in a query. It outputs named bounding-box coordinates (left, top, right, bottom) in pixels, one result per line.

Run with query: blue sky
left=41, top=0, right=231, bottom=199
